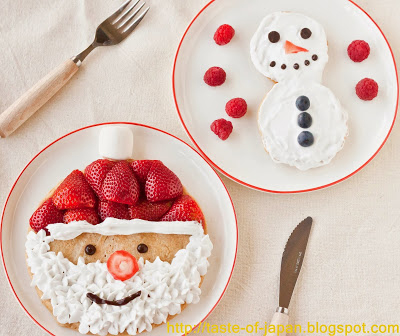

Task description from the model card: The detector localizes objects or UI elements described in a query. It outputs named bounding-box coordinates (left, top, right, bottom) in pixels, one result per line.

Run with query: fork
left=0, top=0, right=149, bottom=138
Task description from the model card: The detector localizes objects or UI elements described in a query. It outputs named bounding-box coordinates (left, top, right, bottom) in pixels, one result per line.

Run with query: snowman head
left=26, top=218, right=212, bottom=335
left=250, top=12, right=328, bottom=83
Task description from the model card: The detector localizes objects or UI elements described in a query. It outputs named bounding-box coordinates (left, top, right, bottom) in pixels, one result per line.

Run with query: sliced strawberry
left=107, top=250, right=139, bottom=281
left=64, top=208, right=100, bottom=225
left=53, top=170, right=97, bottom=210
left=145, top=161, right=183, bottom=202
left=284, top=40, right=308, bottom=54
left=131, top=160, right=160, bottom=185
left=99, top=201, right=130, bottom=221
left=161, top=195, right=204, bottom=223
left=29, top=198, right=64, bottom=233
left=84, top=159, right=115, bottom=201
left=128, top=199, right=173, bottom=221
left=102, top=161, right=140, bottom=205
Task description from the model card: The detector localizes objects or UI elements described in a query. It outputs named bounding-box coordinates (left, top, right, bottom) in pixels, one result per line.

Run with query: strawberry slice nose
left=107, top=250, right=139, bottom=281
left=285, top=40, right=309, bottom=54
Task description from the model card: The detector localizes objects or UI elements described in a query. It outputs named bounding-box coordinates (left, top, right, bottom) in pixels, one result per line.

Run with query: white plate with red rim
left=173, top=0, right=399, bottom=193
left=0, top=122, right=237, bottom=336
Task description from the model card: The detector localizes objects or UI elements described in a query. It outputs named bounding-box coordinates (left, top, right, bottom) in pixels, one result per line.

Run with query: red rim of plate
left=0, top=122, right=238, bottom=336
left=172, top=0, right=399, bottom=194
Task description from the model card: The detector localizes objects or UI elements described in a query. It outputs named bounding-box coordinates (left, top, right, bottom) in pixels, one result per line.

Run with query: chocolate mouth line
left=87, top=291, right=141, bottom=306
left=270, top=54, right=318, bottom=70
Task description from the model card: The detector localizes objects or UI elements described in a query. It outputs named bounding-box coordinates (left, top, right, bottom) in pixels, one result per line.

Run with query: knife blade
left=266, top=217, right=313, bottom=336
left=279, top=216, right=313, bottom=308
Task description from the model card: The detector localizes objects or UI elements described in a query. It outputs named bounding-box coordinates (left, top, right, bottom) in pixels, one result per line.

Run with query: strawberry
left=131, top=160, right=160, bottom=185
left=107, top=250, right=139, bottom=281
left=161, top=195, right=204, bottom=223
left=145, top=161, right=183, bottom=202
left=64, top=208, right=100, bottom=225
left=284, top=40, right=308, bottom=54
left=29, top=198, right=64, bottom=233
left=84, top=159, right=115, bottom=201
left=128, top=199, right=173, bottom=221
left=53, top=170, right=97, bottom=210
left=99, top=201, right=130, bottom=221
left=102, top=161, right=140, bottom=205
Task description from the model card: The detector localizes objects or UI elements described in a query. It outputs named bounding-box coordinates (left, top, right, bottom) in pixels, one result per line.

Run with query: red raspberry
left=211, top=119, right=233, bottom=140
left=226, top=98, right=247, bottom=118
left=356, top=78, right=378, bottom=101
left=204, top=67, right=226, bottom=86
left=214, top=24, right=235, bottom=46
left=347, top=40, right=370, bottom=63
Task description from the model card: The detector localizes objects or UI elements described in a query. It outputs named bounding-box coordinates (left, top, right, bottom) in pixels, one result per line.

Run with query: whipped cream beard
left=250, top=12, right=328, bottom=83
left=26, top=218, right=213, bottom=336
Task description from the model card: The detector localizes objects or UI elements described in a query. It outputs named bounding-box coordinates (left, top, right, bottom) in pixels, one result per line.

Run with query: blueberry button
left=296, top=96, right=310, bottom=111
left=298, top=131, right=314, bottom=147
left=298, top=112, right=312, bottom=128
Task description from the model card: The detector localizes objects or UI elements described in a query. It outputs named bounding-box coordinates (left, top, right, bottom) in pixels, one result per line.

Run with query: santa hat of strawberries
left=30, top=159, right=204, bottom=233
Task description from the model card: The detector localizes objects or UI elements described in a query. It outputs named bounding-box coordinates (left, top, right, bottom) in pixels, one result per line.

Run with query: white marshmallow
left=99, top=126, right=133, bottom=160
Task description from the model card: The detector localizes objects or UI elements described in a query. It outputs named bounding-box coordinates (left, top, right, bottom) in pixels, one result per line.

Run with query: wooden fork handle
left=0, top=59, right=79, bottom=138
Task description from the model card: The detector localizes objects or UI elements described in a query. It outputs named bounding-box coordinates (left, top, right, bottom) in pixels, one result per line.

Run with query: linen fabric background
left=0, top=0, right=399, bottom=335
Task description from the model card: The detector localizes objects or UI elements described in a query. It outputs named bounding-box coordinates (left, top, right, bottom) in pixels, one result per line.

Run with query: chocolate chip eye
left=137, top=244, right=148, bottom=254
left=268, top=31, right=280, bottom=43
left=301, top=28, right=312, bottom=39
left=85, top=244, right=96, bottom=255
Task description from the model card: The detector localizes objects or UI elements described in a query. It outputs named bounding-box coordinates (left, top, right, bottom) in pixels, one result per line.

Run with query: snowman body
left=251, top=12, right=348, bottom=170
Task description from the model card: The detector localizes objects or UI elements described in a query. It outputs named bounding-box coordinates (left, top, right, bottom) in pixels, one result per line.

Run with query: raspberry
left=214, top=24, right=235, bottom=46
left=204, top=67, right=226, bottom=86
left=211, top=119, right=233, bottom=140
left=347, top=40, right=370, bottom=63
left=226, top=98, right=247, bottom=118
left=356, top=78, right=378, bottom=101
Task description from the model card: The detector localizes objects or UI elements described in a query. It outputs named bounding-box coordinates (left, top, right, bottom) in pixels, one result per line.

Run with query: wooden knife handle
left=0, top=59, right=79, bottom=138
left=266, top=311, right=289, bottom=336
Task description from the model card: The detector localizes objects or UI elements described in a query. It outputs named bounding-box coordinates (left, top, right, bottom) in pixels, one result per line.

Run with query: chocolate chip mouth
left=87, top=291, right=141, bottom=306
left=269, top=54, right=318, bottom=71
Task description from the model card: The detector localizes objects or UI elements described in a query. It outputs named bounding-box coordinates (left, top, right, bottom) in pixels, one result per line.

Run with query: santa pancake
left=26, top=126, right=213, bottom=336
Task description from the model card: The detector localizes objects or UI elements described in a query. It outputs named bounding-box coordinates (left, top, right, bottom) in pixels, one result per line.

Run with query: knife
left=267, top=217, right=313, bottom=336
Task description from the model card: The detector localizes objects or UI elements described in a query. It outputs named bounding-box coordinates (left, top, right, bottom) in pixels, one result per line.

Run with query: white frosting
left=250, top=12, right=328, bottom=83
left=99, top=126, right=133, bottom=160
left=258, top=80, right=348, bottom=170
left=48, top=218, right=203, bottom=240
left=252, top=12, right=348, bottom=170
left=26, top=220, right=213, bottom=336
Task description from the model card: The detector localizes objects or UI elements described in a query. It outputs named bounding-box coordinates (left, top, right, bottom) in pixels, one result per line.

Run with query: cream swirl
left=26, top=220, right=213, bottom=336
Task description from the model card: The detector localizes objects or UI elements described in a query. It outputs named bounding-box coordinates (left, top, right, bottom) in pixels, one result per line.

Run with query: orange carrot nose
left=285, top=40, right=309, bottom=54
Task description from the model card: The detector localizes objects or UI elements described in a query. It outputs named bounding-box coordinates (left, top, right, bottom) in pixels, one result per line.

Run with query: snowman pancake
left=251, top=12, right=348, bottom=170
left=25, top=126, right=212, bottom=336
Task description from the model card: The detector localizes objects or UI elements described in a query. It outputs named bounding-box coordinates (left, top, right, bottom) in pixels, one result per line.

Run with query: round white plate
left=173, top=0, right=398, bottom=193
left=1, top=122, right=237, bottom=336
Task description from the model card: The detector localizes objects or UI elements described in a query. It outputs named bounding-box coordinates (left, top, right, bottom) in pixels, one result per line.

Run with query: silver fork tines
left=112, top=0, right=140, bottom=25
left=108, top=0, right=134, bottom=23
left=72, top=0, right=149, bottom=64
left=122, top=6, right=150, bottom=34
left=117, top=2, right=146, bottom=30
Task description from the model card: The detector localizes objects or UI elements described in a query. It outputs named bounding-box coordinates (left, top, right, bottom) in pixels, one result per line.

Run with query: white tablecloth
left=1, top=1, right=399, bottom=335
